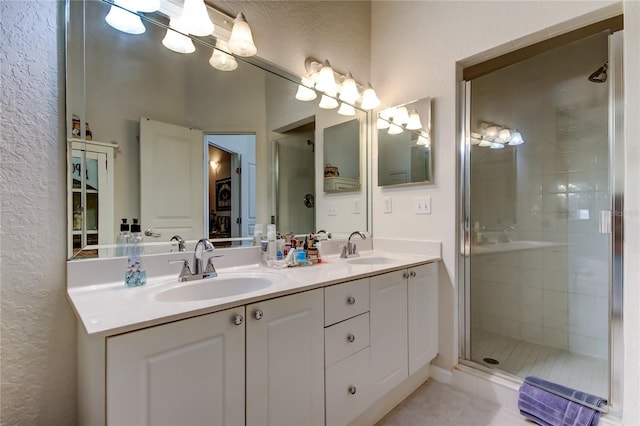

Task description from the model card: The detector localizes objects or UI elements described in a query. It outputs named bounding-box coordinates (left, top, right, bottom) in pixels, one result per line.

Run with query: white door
left=230, top=153, right=241, bottom=237
left=106, top=308, right=245, bottom=426
left=246, top=289, right=325, bottom=426
left=140, top=118, right=204, bottom=241
left=370, top=270, right=408, bottom=400
left=408, top=263, right=439, bottom=375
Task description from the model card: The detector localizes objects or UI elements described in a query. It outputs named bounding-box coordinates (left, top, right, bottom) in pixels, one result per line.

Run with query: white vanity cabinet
left=106, top=307, right=246, bottom=426
left=408, top=262, right=439, bottom=375
left=246, top=288, right=325, bottom=426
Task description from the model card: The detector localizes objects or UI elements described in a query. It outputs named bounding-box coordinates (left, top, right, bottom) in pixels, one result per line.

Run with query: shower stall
left=460, top=26, right=624, bottom=411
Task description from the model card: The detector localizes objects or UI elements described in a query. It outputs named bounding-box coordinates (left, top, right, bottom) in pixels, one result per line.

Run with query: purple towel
left=518, top=377, right=605, bottom=426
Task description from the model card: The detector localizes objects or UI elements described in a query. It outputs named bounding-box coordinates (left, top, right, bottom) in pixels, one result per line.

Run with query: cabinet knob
left=232, top=314, right=244, bottom=325
left=346, top=296, right=356, bottom=305
left=403, top=272, right=410, bottom=279
left=254, top=309, right=263, bottom=320
left=348, top=386, right=357, bottom=395
left=347, top=334, right=356, bottom=343
left=410, top=271, right=417, bottom=277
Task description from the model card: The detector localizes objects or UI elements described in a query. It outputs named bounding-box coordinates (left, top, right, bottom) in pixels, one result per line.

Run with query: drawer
left=325, top=312, right=369, bottom=368
left=325, top=278, right=369, bottom=326
left=325, top=347, right=372, bottom=426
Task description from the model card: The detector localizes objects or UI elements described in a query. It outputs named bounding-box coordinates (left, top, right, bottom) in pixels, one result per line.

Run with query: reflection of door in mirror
left=323, top=119, right=361, bottom=193
left=68, top=141, right=115, bottom=258
left=274, top=130, right=315, bottom=234
left=206, top=134, right=257, bottom=242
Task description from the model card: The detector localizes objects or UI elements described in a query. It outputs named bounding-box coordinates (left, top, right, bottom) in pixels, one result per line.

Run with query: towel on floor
left=518, top=376, right=606, bottom=426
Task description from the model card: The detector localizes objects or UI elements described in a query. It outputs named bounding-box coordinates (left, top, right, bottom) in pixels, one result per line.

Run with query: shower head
left=588, top=62, right=608, bottom=83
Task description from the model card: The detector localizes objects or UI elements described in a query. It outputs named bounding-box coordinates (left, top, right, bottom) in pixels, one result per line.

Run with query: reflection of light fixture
left=180, top=0, right=214, bottom=36
left=377, top=118, right=390, bottom=129
left=490, top=142, right=505, bottom=149
left=393, top=107, right=410, bottom=125
left=360, top=83, right=380, bottom=110
left=470, top=132, right=482, bottom=145
left=416, top=133, right=430, bottom=146
left=316, top=61, right=338, bottom=94
left=210, top=160, right=219, bottom=170
left=228, top=13, right=257, bottom=57
left=498, top=128, right=511, bottom=143
left=295, top=78, right=317, bottom=101
left=509, top=130, right=524, bottom=145
left=105, top=0, right=146, bottom=34
left=162, top=18, right=196, bottom=54
left=388, top=123, right=404, bottom=135
left=485, top=125, right=499, bottom=141
left=339, top=73, right=359, bottom=103
left=318, top=94, right=339, bottom=109
left=337, top=103, right=356, bottom=116
left=137, top=0, right=161, bottom=13
left=405, top=109, right=423, bottom=130
left=209, top=40, right=238, bottom=71
left=475, top=121, right=524, bottom=148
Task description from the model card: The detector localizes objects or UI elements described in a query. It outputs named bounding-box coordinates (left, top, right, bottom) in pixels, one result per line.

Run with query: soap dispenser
left=125, top=218, right=146, bottom=287
left=115, top=218, right=130, bottom=257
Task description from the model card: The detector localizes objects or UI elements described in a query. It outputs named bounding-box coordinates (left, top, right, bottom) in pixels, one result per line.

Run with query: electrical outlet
left=353, top=200, right=360, bottom=214
left=328, top=203, right=337, bottom=216
left=383, top=196, right=392, bottom=213
left=415, top=196, right=432, bottom=214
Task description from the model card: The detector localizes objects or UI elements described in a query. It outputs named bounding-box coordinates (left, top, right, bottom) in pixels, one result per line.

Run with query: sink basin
left=155, top=276, right=273, bottom=302
left=346, top=256, right=395, bottom=265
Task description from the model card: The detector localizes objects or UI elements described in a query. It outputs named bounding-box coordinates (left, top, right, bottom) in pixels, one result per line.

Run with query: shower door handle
left=599, top=210, right=612, bottom=234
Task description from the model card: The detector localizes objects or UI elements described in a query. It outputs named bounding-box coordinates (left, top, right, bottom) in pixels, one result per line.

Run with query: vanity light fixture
left=475, top=121, right=524, bottom=148
left=315, top=60, right=338, bottom=94
left=405, top=109, right=423, bottom=130
left=377, top=117, right=390, bottom=129
left=387, top=122, right=404, bottom=135
left=105, top=0, right=146, bottom=34
left=416, top=133, right=430, bottom=147
left=337, top=103, right=356, bottom=116
left=489, top=141, right=505, bottom=149
left=179, top=0, right=215, bottom=36
left=137, top=0, right=161, bottom=13
left=339, top=72, right=360, bottom=104
left=318, top=94, right=339, bottom=110
left=228, top=13, right=258, bottom=57
left=508, top=130, right=524, bottom=145
left=295, top=78, right=318, bottom=101
left=209, top=40, right=238, bottom=71
left=393, top=106, right=410, bottom=126
left=162, top=18, right=196, bottom=54
left=360, top=83, right=381, bottom=110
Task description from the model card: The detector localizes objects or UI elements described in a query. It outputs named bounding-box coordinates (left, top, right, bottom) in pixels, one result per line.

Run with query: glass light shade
left=416, top=134, right=430, bottom=146
left=295, top=78, right=317, bottom=101
left=509, top=131, right=524, bottom=145
left=339, top=73, right=360, bottom=103
left=388, top=123, right=403, bottom=135
left=498, top=128, right=511, bottom=143
left=137, top=0, right=161, bottom=12
left=478, top=139, right=493, bottom=147
left=162, top=19, right=196, bottom=54
left=228, top=13, right=257, bottom=57
left=318, top=94, right=339, bottom=109
left=379, top=108, right=395, bottom=120
left=360, top=83, right=380, bottom=110
left=485, top=125, right=499, bottom=141
left=337, top=103, right=356, bottom=116
left=179, top=0, right=214, bottom=36
left=405, top=109, right=423, bottom=130
left=105, top=2, right=145, bottom=35
left=209, top=41, right=238, bottom=71
left=470, top=132, right=482, bottom=145
left=490, top=141, right=505, bottom=149
left=377, top=117, right=390, bottom=129
left=315, top=61, right=338, bottom=94
left=393, top=107, right=410, bottom=125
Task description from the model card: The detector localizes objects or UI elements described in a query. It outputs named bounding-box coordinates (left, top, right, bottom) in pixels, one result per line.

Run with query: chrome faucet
left=499, top=225, right=517, bottom=243
left=341, top=231, right=366, bottom=258
left=169, top=238, right=220, bottom=282
left=170, top=235, right=186, bottom=252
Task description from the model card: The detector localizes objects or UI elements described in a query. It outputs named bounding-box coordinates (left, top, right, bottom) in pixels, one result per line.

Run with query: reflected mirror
left=66, top=0, right=369, bottom=259
left=323, top=119, right=361, bottom=193
left=377, top=97, right=433, bottom=186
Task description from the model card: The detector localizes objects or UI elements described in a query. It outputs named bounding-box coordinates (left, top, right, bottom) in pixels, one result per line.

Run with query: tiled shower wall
left=471, top=34, right=609, bottom=360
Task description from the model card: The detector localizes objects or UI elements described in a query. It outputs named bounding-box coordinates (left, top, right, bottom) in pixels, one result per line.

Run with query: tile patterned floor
left=376, top=379, right=529, bottom=426
left=471, top=328, right=608, bottom=398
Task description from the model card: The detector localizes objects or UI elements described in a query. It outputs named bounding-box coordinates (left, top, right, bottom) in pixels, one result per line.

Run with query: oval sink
left=346, top=256, right=395, bottom=265
left=155, top=276, right=273, bottom=302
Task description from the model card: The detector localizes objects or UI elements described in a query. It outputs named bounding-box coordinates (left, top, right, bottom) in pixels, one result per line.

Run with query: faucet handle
left=169, top=259, right=193, bottom=281
left=205, top=255, right=224, bottom=274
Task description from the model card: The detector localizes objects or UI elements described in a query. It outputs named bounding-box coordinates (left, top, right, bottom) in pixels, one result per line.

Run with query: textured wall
left=0, top=1, right=76, bottom=424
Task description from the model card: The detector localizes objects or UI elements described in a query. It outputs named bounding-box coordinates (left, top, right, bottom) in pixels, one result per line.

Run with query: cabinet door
left=106, top=308, right=245, bottom=426
left=370, top=270, right=408, bottom=400
left=246, top=289, right=324, bottom=426
left=408, top=262, right=439, bottom=375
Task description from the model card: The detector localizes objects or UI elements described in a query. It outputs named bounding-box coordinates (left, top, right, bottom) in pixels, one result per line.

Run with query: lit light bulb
left=105, top=0, right=145, bottom=34
left=295, top=77, right=317, bottom=101
left=162, top=18, right=195, bottom=54
left=209, top=40, right=238, bottom=71
left=318, top=94, right=339, bottom=109
left=509, top=130, right=524, bottom=145
left=180, top=0, right=214, bottom=36
left=486, top=126, right=499, bottom=141
left=377, top=117, right=390, bottom=129
left=393, top=107, right=410, bottom=125
left=315, top=60, right=338, bottom=94
left=337, top=103, right=356, bottom=116
left=360, top=83, right=380, bottom=110
left=339, top=72, right=360, bottom=103
left=388, top=123, right=403, bottom=135
left=405, top=109, right=422, bottom=130
left=228, top=13, right=257, bottom=56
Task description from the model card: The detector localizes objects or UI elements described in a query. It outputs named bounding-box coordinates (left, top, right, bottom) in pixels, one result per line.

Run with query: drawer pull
left=348, top=386, right=357, bottom=395
left=346, top=296, right=356, bottom=305
left=232, top=314, right=244, bottom=325
left=403, top=271, right=410, bottom=279
left=410, top=270, right=417, bottom=277
left=254, top=309, right=263, bottom=320
left=347, top=334, right=356, bottom=343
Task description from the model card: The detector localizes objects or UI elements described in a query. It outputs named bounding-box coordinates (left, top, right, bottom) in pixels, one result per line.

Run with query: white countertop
left=68, top=239, right=440, bottom=337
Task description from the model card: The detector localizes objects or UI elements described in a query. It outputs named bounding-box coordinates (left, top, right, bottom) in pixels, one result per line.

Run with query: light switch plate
left=328, top=202, right=337, bottom=216
left=415, top=196, right=431, bottom=214
left=383, top=197, right=392, bottom=213
left=353, top=200, right=360, bottom=214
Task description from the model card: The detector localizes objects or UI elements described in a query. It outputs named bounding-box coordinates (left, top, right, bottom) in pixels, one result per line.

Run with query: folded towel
left=518, top=377, right=606, bottom=426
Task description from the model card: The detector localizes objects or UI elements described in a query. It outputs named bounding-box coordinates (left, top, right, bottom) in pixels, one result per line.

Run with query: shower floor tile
left=471, top=328, right=608, bottom=398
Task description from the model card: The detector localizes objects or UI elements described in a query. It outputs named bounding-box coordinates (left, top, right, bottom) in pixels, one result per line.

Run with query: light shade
left=490, top=141, right=505, bottom=149
left=162, top=19, right=196, bottom=54
left=339, top=72, right=360, bottom=103
left=485, top=125, right=500, bottom=141
left=379, top=108, right=395, bottom=120
left=498, top=128, right=511, bottom=143
left=388, top=123, right=403, bottom=135
left=228, top=13, right=257, bottom=57
left=209, top=40, right=237, bottom=71
left=105, top=1, right=145, bottom=35
left=393, top=107, right=410, bottom=125
left=318, top=94, right=339, bottom=109
left=405, top=109, right=422, bottom=130
left=360, top=83, right=380, bottom=110
left=417, top=134, right=430, bottom=147
left=137, top=0, right=161, bottom=13
left=470, top=132, right=482, bottom=145
left=295, top=78, right=317, bottom=101
left=180, top=0, right=214, bottom=36
left=337, top=103, right=356, bottom=116
left=509, top=131, right=524, bottom=146
left=478, top=139, right=493, bottom=147
left=315, top=60, right=338, bottom=94
left=377, top=117, right=390, bottom=129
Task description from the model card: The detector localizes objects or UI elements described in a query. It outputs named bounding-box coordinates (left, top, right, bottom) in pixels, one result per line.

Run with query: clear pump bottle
left=125, top=218, right=146, bottom=287
left=116, top=218, right=130, bottom=257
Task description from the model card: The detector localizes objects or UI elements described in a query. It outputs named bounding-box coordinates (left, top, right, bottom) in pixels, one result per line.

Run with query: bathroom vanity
left=68, top=239, right=440, bottom=425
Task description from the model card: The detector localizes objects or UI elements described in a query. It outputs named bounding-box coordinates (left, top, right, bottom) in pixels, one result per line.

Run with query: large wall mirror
left=66, top=0, right=370, bottom=259
left=377, top=97, right=433, bottom=186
